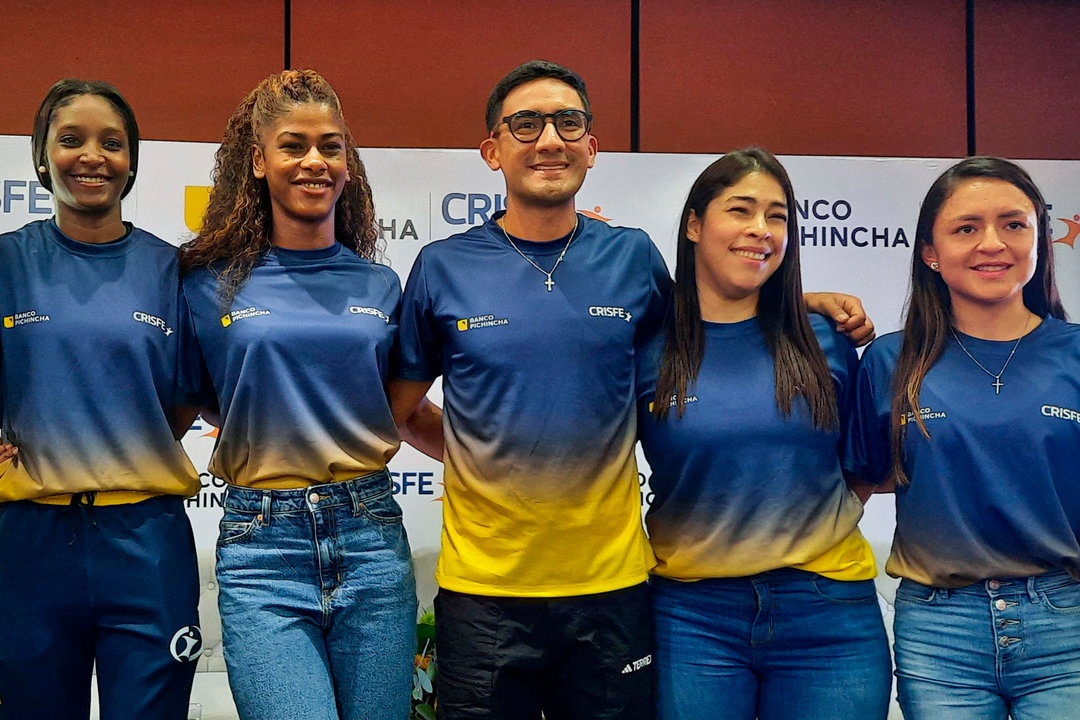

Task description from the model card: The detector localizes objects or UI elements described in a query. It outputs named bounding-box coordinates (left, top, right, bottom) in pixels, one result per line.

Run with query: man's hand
left=804, top=292, right=876, bottom=347
left=0, top=442, right=19, bottom=467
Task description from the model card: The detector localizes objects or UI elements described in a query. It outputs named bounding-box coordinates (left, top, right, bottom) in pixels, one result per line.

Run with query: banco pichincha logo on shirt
left=2, top=308, right=51, bottom=329
left=648, top=395, right=699, bottom=413
left=220, top=306, right=272, bottom=327
left=456, top=313, right=510, bottom=332
left=899, top=406, right=948, bottom=426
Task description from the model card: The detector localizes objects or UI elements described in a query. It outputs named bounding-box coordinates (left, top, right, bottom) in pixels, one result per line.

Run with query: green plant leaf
left=418, top=667, right=433, bottom=693
left=415, top=703, right=436, bottom=720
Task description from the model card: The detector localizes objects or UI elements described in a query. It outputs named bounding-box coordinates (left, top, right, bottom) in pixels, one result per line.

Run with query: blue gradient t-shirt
left=639, top=315, right=874, bottom=581
left=180, top=243, right=401, bottom=488
left=846, top=318, right=1080, bottom=587
left=396, top=213, right=671, bottom=596
left=0, top=219, right=198, bottom=503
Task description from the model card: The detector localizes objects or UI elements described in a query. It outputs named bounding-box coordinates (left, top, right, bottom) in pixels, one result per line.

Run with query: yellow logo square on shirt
left=2, top=316, right=13, bottom=329
left=457, top=319, right=469, bottom=332
left=220, top=314, right=232, bottom=328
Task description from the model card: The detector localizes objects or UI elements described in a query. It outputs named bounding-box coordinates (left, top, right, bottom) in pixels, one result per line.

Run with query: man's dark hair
left=485, top=60, right=590, bottom=132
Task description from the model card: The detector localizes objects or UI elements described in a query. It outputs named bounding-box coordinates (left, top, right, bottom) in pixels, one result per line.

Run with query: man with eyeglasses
left=389, top=59, right=872, bottom=720
left=389, top=59, right=663, bottom=720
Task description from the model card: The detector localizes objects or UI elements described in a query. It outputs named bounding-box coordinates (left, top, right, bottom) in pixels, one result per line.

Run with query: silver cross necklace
left=498, top=215, right=578, bottom=292
left=949, top=315, right=1031, bottom=395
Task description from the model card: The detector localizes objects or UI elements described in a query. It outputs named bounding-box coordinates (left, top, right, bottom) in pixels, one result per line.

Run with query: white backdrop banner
left=3, top=136, right=1079, bottom=599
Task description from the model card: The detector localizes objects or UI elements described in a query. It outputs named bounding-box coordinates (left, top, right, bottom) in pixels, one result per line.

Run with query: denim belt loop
left=346, top=478, right=366, bottom=517
left=1027, top=575, right=1040, bottom=603
left=260, top=490, right=272, bottom=526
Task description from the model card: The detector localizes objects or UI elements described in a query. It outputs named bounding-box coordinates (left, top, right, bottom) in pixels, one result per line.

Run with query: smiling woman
left=638, top=147, right=891, bottom=720
left=847, top=157, right=1080, bottom=720
left=0, top=79, right=202, bottom=719
left=251, top=102, right=350, bottom=244
left=177, top=70, right=420, bottom=720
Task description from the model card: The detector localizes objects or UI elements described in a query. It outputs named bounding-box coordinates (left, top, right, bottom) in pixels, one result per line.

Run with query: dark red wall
left=639, top=0, right=967, bottom=156
left=2, top=1, right=1077, bottom=158
left=2, top=1, right=284, bottom=144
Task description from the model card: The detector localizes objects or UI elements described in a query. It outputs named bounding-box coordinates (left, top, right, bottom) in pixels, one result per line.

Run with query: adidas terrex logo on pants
left=621, top=654, right=653, bottom=674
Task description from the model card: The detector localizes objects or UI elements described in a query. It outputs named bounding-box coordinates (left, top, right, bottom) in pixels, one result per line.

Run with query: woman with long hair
left=179, top=69, right=418, bottom=720
left=848, top=156, right=1080, bottom=719
left=0, top=79, right=201, bottom=719
left=639, top=147, right=891, bottom=720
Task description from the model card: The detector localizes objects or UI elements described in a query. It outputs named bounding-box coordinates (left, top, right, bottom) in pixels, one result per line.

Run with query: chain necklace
left=498, top=215, right=578, bottom=292
left=949, top=316, right=1031, bottom=395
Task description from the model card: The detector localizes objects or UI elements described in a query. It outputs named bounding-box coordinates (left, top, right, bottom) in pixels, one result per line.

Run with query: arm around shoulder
left=804, top=291, right=875, bottom=347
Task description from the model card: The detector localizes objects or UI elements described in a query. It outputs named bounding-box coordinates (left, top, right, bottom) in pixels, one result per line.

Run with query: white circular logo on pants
left=170, top=625, right=203, bottom=662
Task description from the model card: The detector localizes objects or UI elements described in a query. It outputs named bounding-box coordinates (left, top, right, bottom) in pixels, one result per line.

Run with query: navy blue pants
left=0, top=496, right=200, bottom=720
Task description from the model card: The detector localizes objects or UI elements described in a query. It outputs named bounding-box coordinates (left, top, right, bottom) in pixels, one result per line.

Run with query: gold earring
left=38, top=165, right=47, bottom=174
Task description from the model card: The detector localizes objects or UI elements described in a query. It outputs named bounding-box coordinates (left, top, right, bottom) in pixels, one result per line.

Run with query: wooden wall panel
left=5, top=2, right=1079, bottom=159
left=639, top=0, right=967, bottom=156
left=0, top=0, right=284, bottom=142
left=291, top=0, right=633, bottom=149
left=974, top=0, right=1080, bottom=159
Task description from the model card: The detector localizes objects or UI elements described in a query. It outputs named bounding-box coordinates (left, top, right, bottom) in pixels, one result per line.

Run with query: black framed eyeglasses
left=497, top=109, right=593, bottom=143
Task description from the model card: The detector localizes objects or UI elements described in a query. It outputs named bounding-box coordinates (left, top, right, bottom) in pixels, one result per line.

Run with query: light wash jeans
left=216, top=470, right=416, bottom=720
left=651, top=569, right=892, bottom=720
left=895, top=571, right=1080, bottom=720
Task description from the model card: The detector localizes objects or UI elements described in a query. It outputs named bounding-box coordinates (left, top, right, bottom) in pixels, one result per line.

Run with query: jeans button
left=989, top=579, right=1001, bottom=590
left=995, top=599, right=1007, bottom=611
left=308, top=492, right=321, bottom=504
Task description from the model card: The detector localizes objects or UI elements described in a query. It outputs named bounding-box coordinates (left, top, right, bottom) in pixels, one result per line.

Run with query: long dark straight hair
left=890, top=156, right=1066, bottom=484
left=653, top=147, right=837, bottom=430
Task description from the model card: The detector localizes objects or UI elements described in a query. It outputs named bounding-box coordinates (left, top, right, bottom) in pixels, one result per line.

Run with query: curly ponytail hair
left=179, top=69, right=379, bottom=305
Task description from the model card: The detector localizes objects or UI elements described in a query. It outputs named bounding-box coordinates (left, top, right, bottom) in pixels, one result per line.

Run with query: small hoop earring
left=37, top=165, right=47, bottom=174
left=930, top=261, right=940, bottom=271
left=129, top=170, right=135, bottom=177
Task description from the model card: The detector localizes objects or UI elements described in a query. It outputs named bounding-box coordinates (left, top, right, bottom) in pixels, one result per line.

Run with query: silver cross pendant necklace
left=499, top=215, right=579, bottom=292
left=949, top=315, right=1031, bottom=395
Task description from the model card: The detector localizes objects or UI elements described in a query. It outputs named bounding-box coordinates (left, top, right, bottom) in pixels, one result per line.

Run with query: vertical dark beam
left=630, top=0, right=640, bottom=152
left=284, top=0, right=292, bottom=70
left=966, top=0, right=975, bottom=155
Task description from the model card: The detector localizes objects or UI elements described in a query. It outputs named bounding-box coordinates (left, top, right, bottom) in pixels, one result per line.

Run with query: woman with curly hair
left=179, top=69, right=422, bottom=720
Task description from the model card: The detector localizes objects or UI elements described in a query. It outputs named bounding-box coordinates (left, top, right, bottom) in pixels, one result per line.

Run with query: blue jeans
left=894, top=571, right=1080, bottom=720
left=652, top=570, right=891, bottom=720
left=216, top=470, right=417, bottom=720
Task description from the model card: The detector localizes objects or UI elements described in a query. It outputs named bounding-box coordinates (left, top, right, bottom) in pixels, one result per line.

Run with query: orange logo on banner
left=1056, top=214, right=1080, bottom=248
left=184, top=186, right=212, bottom=233
left=580, top=205, right=611, bottom=222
